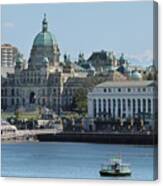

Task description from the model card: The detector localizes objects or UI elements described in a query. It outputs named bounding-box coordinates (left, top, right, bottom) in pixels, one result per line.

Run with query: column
left=88, top=98, right=93, bottom=118
left=151, top=98, right=153, bottom=114
left=111, top=98, right=113, bottom=118
left=115, top=99, right=118, bottom=118
left=101, top=98, right=104, bottom=115
left=106, top=98, right=108, bottom=114
left=135, top=98, right=138, bottom=115
left=120, top=98, right=123, bottom=118
left=96, top=98, right=99, bottom=117
left=140, top=98, right=143, bottom=113
left=130, top=98, right=133, bottom=118
left=146, top=98, right=148, bottom=113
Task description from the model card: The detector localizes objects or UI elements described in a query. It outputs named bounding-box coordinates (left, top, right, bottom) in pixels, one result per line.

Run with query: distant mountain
left=117, top=50, right=153, bottom=67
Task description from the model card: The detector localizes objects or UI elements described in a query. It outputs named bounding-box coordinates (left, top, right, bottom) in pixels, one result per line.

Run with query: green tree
left=72, top=88, right=88, bottom=115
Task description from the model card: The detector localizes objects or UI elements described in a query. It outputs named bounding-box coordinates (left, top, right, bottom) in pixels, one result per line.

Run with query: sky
left=1, top=1, right=154, bottom=66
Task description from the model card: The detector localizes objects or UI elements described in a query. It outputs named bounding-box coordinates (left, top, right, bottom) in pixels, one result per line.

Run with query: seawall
left=36, top=132, right=157, bottom=145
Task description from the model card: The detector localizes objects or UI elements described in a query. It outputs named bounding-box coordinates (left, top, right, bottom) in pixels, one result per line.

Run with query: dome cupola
left=131, top=70, right=142, bottom=80
left=28, top=14, right=60, bottom=68
left=33, top=14, right=57, bottom=47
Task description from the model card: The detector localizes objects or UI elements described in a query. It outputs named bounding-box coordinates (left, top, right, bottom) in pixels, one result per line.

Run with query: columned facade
left=88, top=81, right=155, bottom=121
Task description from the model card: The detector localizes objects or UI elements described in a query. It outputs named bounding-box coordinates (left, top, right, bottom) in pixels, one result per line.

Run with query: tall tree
left=72, top=88, right=87, bottom=114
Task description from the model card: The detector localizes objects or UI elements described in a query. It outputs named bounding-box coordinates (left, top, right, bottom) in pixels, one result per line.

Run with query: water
left=1, top=142, right=156, bottom=180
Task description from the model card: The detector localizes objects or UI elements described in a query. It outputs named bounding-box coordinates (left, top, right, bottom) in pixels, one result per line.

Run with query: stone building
left=1, top=14, right=63, bottom=114
left=86, top=51, right=129, bottom=74
left=1, top=14, right=99, bottom=114
left=88, top=81, right=156, bottom=122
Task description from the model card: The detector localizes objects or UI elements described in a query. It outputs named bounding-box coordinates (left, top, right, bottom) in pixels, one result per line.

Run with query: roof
left=87, top=51, right=107, bottom=61
left=131, top=71, right=142, bottom=80
left=33, top=14, right=57, bottom=47
left=33, top=31, right=57, bottom=46
left=117, top=65, right=128, bottom=74
left=96, top=80, right=155, bottom=88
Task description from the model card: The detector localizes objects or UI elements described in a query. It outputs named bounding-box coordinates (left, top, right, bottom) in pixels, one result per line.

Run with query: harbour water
left=1, top=142, right=156, bottom=180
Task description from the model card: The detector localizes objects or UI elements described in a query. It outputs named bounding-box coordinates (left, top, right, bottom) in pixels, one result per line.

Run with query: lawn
left=1, top=111, right=40, bottom=120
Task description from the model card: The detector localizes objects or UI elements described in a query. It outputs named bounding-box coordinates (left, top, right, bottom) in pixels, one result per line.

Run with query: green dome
left=33, top=31, right=57, bottom=46
left=33, top=14, right=57, bottom=47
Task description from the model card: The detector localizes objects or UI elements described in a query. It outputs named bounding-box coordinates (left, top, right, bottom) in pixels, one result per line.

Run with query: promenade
left=1, top=129, right=60, bottom=141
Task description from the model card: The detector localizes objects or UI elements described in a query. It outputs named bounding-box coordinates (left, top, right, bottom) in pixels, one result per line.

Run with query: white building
left=1, top=44, right=18, bottom=67
left=88, top=81, right=156, bottom=120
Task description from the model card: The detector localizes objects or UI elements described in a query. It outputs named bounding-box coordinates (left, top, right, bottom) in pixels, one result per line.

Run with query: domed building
left=28, top=14, right=60, bottom=69
left=131, top=70, right=142, bottom=80
left=1, top=15, right=62, bottom=114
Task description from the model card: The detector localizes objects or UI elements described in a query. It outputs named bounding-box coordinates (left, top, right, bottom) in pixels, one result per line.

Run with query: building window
left=16, top=98, right=19, bottom=105
left=148, top=99, right=151, bottom=113
left=93, top=99, right=96, bottom=117
left=104, top=88, right=107, bottom=93
left=128, top=99, right=131, bottom=109
left=22, top=98, right=25, bottom=106
left=143, top=88, right=146, bottom=92
left=118, top=88, right=121, bottom=92
left=118, top=99, right=121, bottom=117
left=11, top=98, right=15, bottom=105
left=103, top=99, right=106, bottom=117
left=42, top=98, right=45, bottom=105
left=11, top=88, right=15, bottom=96
left=16, top=89, right=19, bottom=96
left=138, top=99, right=141, bottom=114
left=137, top=88, right=141, bottom=92
left=5, top=89, right=7, bottom=96
left=1, top=89, right=4, bottom=96
left=53, top=99, right=56, bottom=106
left=113, top=99, right=116, bottom=118
left=108, top=99, right=111, bottom=117
left=123, top=99, right=126, bottom=111
left=108, top=88, right=111, bottom=92
left=42, top=89, right=45, bottom=96
left=143, top=99, right=146, bottom=113
left=133, top=99, right=136, bottom=115
left=128, top=88, right=131, bottom=92
left=98, top=99, right=101, bottom=115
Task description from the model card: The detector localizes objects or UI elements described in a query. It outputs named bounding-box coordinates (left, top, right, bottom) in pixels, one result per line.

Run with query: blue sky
left=1, top=1, right=154, bottom=65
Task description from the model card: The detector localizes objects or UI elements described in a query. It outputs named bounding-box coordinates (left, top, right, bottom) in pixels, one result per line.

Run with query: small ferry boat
left=99, top=157, right=131, bottom=176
